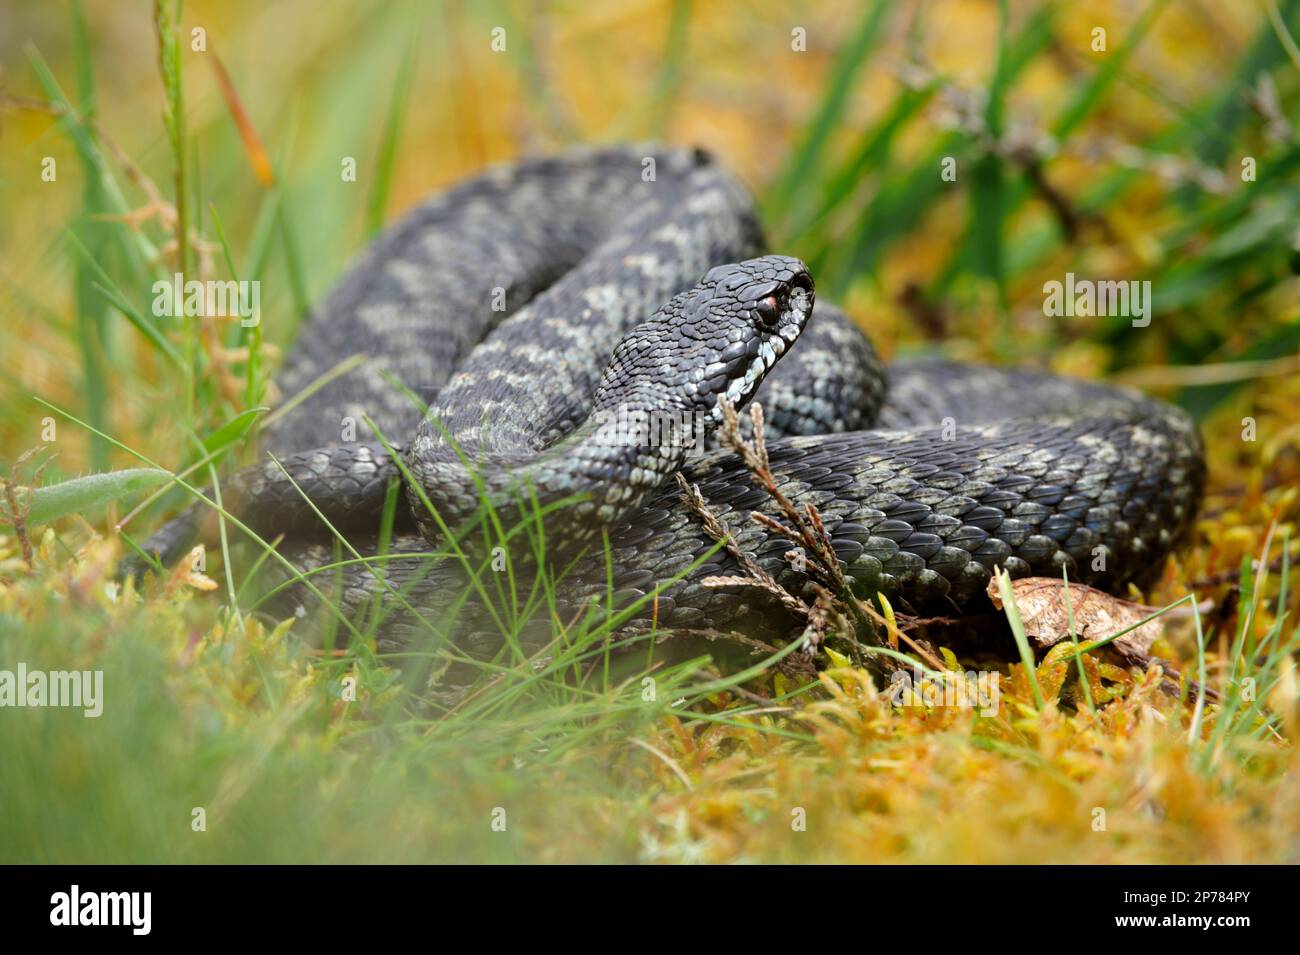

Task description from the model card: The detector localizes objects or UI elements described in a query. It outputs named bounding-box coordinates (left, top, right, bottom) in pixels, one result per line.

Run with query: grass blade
left=366, top=37, right=418, bottom=237
left=765, top=0, right=892, bottom=221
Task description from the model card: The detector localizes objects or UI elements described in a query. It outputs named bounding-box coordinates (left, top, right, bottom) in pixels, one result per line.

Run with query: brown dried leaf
left=986, top=576, right=1164, bottom=656
left=164, top=545, right=219, bottom=594
left=208, top=48, right=276, bottom=187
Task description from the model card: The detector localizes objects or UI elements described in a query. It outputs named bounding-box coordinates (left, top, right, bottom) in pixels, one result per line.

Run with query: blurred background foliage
left=2, top=0, right=1298, bottom=472
left=1, top=0, right=1299, bottom=863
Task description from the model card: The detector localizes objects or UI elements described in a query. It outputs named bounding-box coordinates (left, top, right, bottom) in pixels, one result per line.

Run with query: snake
left=133, top=144, right=1206, bottom=664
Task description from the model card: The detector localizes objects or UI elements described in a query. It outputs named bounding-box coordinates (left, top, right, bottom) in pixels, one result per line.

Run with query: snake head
left=596, top=254, right=813, bottom=417
left=691, top=254, right=813, bottom=420
left=590, top=255, right=811, bottom=457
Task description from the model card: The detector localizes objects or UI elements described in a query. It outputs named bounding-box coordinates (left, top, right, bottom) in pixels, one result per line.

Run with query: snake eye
left=754, top=295, right=780, bottom=326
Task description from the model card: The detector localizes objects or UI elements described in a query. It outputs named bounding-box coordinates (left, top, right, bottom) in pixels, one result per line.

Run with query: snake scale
left=136, top=144, right=1206, bottom=662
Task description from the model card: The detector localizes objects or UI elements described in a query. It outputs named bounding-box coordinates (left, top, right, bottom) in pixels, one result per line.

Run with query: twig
left=679, top=399, right=947, bottom=677
left=0, top=448, right=48, bottom=569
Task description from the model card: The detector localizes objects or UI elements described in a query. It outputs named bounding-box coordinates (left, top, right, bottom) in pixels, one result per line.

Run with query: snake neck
left=401, top=384, right=710, bottom=549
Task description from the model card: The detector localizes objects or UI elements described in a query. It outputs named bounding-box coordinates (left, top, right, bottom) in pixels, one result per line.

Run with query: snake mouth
left=715, top=273, right=813, bottom=416
left=717, top=340, right=780, bottom=411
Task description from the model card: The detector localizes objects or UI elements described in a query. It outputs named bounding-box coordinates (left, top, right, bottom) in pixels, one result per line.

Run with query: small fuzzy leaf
left=25, top=468, right=171, bottom=524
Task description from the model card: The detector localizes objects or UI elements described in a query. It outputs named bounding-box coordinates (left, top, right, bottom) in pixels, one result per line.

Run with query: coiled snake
left=135, top=145, right=1205, bottom=659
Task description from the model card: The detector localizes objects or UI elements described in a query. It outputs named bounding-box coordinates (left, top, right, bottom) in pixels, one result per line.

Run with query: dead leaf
left=987, top=576, right=1165, bottom=656
left=208, top=48, right=276, bottom=187
left=165, top=545, right=218, bottom=594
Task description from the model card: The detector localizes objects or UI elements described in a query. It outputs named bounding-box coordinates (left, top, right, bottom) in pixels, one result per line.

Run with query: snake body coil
left=137, top=145, right=1205, bottom=656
